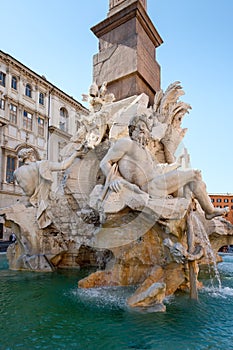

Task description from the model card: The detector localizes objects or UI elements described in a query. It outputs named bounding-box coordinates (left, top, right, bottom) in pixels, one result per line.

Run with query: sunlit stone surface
left=1, top=82, right=233, bottom=311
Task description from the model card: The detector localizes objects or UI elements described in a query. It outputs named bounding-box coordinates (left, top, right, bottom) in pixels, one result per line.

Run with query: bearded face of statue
left=130, top=120, right=151, bottom=147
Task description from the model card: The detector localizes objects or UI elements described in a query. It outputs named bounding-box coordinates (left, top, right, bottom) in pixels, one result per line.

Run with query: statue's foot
left=205, top=207, right=229, bottom=220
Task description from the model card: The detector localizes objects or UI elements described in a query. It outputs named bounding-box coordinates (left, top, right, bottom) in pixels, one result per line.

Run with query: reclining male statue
left=99, top=114, right=228, bottom=220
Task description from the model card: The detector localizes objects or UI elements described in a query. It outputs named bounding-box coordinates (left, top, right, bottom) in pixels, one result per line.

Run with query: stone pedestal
left=91, top=0, right=163, bottom=104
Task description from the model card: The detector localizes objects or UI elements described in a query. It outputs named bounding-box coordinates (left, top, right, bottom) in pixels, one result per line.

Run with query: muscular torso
left=14, top=163, right=39, bottom=196
left=115, top=138, right=156, bottom=189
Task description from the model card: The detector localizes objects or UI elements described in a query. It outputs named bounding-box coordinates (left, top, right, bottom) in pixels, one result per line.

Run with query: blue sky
left=1, top=0, right=233, bottom=193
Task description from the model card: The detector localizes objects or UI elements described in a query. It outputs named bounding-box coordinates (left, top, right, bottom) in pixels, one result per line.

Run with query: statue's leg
left=149, top=168, right=228, bottom=219
left=148, top=169, right=199, bottom=197
left=189, top=179, right=229, bottom=219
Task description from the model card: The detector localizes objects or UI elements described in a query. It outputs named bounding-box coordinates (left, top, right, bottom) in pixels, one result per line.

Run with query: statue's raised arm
left=14, top=147, right=80, bottom=228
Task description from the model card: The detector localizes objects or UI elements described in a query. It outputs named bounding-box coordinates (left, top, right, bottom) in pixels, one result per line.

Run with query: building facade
left=209, top=193, right=233, bottom=224
left=0, top=50, right=87, bottom=236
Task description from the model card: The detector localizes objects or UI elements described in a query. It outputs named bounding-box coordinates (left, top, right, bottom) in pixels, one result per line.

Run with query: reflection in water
left=0, top=253, right=233, bottom=350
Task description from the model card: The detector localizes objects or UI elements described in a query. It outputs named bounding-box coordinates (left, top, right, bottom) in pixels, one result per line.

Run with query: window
left=39, top=92, right=44, bottom=105
left=0, top=98, right=5, bottom=110
left=25, top=84, right=32, bottom=97
left=6, top=156, right=16, bottom=183
left=0, top=72, right=6, bottom=87
left=38, top=117, right=45, bottom=136
left=217, top=205, right=222, bottom=208
left=231, top=206, right=233, bottom=210
left=59, top=107, right=68, bottom=132
left=231, top=199, right=233, bottom=203
left=211, top=198, right=214, bottom=202
left=11, top=76, right=17, bottom=90
left=217, top=199, right=222, bottom=203
left=23, top=110, right=32, bottom=130
left=9, top=103, right=17, bottom=124
left=224, top=199, right=229, bottom=203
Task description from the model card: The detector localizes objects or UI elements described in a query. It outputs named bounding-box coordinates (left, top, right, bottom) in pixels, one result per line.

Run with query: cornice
left=0, top=50, right=88, bottom=113
left=1, top=145, right=16, bottom=152
left=51, top=89, right=86, bottom=110
left=91, top=1, right=163, bottom=48
left=48, top=125, right=71, bottom=139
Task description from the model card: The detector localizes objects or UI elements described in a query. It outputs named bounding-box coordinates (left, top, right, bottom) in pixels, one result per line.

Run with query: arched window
left=59, top=107, right=68, bottom=132
left=39, top=92, right=44, bottom=105
left=25, top=84, right=32, bottom=98
left=11, top=76, right=17, bottom=90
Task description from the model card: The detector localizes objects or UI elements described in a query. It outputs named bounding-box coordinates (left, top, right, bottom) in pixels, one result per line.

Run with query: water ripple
left=1, top=255, right=233, bottom=349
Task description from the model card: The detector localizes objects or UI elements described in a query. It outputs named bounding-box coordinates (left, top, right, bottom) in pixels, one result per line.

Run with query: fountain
left=1, top=80, right=233, bottom=312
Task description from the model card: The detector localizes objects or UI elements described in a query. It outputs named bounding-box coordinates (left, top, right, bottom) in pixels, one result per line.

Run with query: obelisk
left=91, top=0, right=163, bottom=104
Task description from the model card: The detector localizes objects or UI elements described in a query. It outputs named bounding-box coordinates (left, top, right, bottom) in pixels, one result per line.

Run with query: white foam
left=202, top=286, right=233, bottom=299
left=68, top=286, right=135, bottom=310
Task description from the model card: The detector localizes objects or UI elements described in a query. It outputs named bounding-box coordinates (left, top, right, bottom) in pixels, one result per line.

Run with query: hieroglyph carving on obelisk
left=109, top=0, right=147, bottom=11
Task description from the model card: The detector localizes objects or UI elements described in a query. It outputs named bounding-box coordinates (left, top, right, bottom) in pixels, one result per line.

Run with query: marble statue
left=99, top=113, right=228, bottom=221
left=14, top=147, right=82, bottom=228
left=81, top=81, right=115, bottom=148
left=152, top=81, right=191, bottom=163
left=1, top=81, right=233, bottom=312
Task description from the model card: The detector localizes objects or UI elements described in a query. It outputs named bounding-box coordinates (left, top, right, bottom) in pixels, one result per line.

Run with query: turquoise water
left=1, top=254, right=233, bottom=350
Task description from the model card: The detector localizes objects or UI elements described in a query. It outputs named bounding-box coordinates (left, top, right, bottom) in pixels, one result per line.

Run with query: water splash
left=69, top=286, right=136, bottom=311
left=190, top=211, right=222, bottom=289
left=202, top=286, right=233, bottom=299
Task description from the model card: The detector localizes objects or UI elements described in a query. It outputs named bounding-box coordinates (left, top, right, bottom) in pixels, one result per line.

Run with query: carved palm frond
left=153, top=89, right=163, bottom=113
left=170, top=101, right=192, bottom=123
left=160, top=81, right=184, bottom=116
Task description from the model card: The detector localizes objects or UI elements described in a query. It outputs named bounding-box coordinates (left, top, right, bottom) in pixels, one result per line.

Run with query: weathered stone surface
left=78, top=224, right=185, bottom=289
left=108, top=0, right=147, bottom=17
left=91, top=0, right=163, bottom=103
left=1, top=82, right=232, bottom=313
left=127, top=282, right=166, bottom=311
